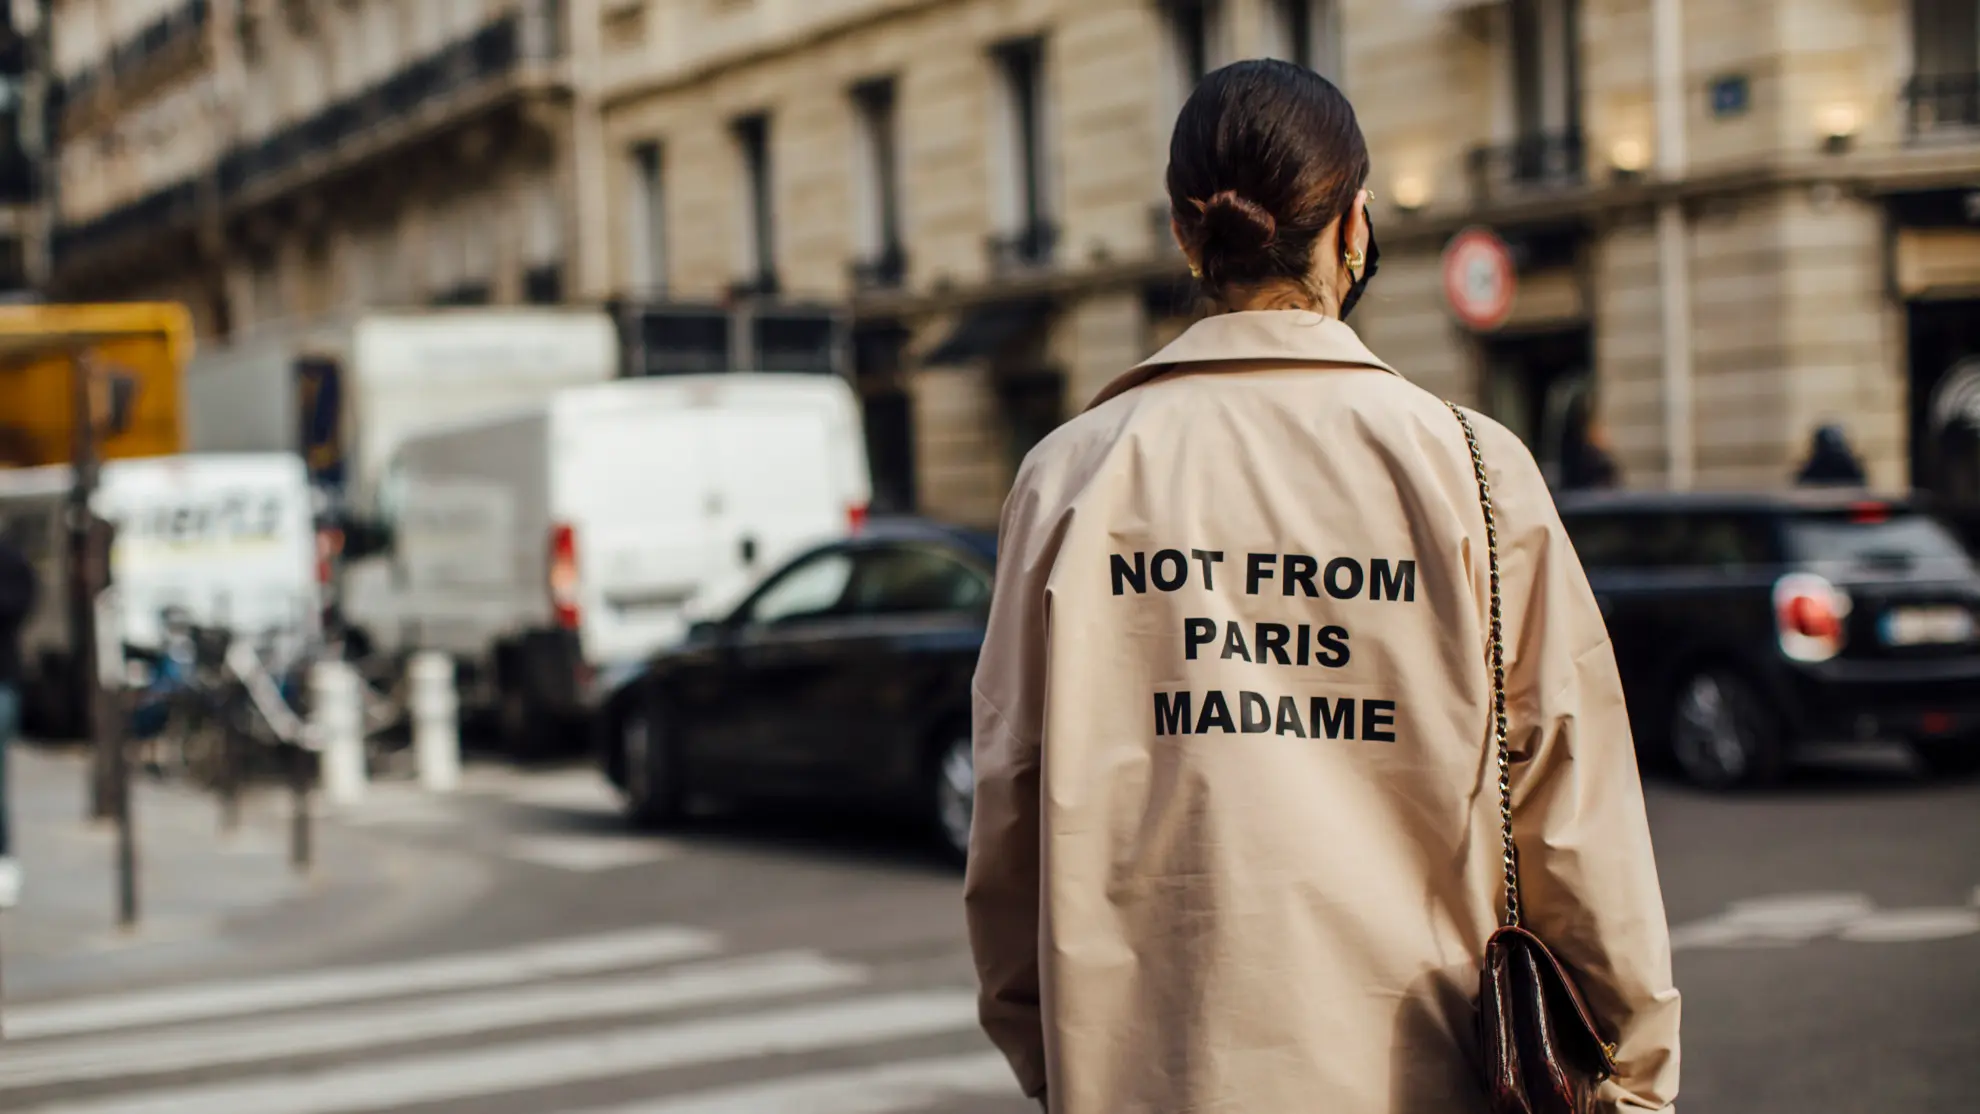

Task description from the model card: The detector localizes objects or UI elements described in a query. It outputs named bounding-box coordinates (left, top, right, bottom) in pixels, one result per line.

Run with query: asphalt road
left=3, top=743, right=1975, bottom=1114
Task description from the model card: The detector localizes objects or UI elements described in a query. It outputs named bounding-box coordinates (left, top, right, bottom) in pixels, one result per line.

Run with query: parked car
left=595, top=518, right=995, bottom=860
left=1559, top=490, right=1980, bottom=788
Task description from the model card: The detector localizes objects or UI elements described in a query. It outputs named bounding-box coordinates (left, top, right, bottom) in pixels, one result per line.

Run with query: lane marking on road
left=1671, top=890, right=1980, bottom=950
left=0, top=951, right=864, bottom=1091
left=1837, top=908, right=1980, bottom=943
left=6, top=924, right=720, bottom=1040
left=19, top=991, right=982, bottom=1114
left=571, top=1051, right=1016, bottom=1114
left=507, top=833, right=679, bottom=872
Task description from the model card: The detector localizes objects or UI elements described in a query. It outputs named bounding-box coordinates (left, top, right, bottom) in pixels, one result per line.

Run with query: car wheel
left=622, top=701, right=684, bottom=829
left=929, top=732, right=974, bottom=865
left=1910, top=738, right=1980, bottom=780
left=1669, top=669, right=1784, bottom=790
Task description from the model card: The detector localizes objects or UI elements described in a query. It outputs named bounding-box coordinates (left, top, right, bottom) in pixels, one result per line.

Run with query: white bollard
left=409, top=652, right=460, bottom=793
left=311, top=660, right=367, bottom=807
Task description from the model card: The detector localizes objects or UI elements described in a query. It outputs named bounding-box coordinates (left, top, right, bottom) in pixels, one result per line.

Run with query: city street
left=2, top=743, right=1976, bottom=1114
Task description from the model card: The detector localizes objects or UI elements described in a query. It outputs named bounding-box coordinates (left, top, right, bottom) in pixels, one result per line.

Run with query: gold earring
left=1343, top=249, right=1365, bottom=280
left=1188, top=261, right=1203, bottom=279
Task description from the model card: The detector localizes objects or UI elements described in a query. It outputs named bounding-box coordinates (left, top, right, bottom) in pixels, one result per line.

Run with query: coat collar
left=1087, top=310, right=1397, bottom=411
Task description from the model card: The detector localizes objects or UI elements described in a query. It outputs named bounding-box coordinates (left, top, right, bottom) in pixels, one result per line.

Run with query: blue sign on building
left=1710, top=74, right=1751, bottom=119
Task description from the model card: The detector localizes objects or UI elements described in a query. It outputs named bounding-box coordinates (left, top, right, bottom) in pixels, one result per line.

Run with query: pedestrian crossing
left=1, top=925, right=1022, bottom=1114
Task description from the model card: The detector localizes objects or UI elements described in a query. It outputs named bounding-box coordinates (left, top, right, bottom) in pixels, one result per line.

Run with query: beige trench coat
left=965, top=310, right=1680, bottom=1114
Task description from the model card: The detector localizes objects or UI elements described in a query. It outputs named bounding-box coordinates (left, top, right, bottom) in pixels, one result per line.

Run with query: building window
left=523, top=264, right=563, bottom=305
left=851, top=77, right=907, bottom=290
left=732, top=113, right=778, bottom=296
left=627, top=141, right=666, bottom=295
left=989, top=37, right=1055, bottom=272
left=1467, top=0, right=1582, bottom=194
left=1907, top=1, right=1980, bottom=133
left=1510, top=0, right=1580, bottom=144
left=1264, top=0, right=1341, bottom=82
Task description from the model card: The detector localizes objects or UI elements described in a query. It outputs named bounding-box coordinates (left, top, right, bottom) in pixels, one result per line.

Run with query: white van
left=0, top=454, right=318, bottom=735
left=387, top=373, right=871, bottom=752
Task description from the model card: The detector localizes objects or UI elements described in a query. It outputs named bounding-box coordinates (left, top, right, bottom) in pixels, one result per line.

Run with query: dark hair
left=1167, top=60, right=1370, bottom=295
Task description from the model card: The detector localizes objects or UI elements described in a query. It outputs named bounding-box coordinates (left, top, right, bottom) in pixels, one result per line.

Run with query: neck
left=1217, top=278, right=1343, bottom=319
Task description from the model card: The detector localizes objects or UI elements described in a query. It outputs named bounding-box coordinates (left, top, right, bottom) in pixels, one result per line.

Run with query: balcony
left=1465, top=129, right=1586, bottom=205
left=988, top=220, right=1059, bottom=274
left=850, top=243, right=908, bottom=291
left=1905, top=73, right=1980, bottom=137
left=54, top=9, right=563, bottom=273
left=55, top=0, right=210, bottom=132
left=217, top=13, right=545, bottom=203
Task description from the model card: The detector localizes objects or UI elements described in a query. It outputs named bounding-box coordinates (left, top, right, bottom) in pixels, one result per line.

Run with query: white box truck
left=0, top=453, right=319, bottom=736
left=181, top=308, right=620, bottom=649
left=386, top=373, right=872, bottom=753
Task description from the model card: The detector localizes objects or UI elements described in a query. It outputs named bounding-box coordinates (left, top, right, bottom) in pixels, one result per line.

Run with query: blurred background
left=0, top=1, right=1976, bottom=1113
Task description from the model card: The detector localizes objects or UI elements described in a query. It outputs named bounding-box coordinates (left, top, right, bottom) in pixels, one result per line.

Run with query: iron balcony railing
left=58, top=11, right=554, bottom=267
left=51, top=179, right=201, bottom=261
left=1906, top=72, right=1980, bottom=135
left=218, top=14, right=533, bottom=201
left=850, top=243, right=908, bottom=290
left=1465, top=129, right=1586, bottom=203
left=55, top=0, right=208, bottom=123
left=988, top=219, right=1059, bottom=273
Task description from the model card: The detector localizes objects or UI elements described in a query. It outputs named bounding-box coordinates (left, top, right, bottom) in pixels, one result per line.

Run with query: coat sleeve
left=963, top=476, right=1052, bottom=1101
left=1481, top=422, right=1681, bottom=1113
left=0, top=544, right=36, bottom=627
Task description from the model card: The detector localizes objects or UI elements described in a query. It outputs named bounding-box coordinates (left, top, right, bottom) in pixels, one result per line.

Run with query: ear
left=1345, top=188, right=1371, bottom=258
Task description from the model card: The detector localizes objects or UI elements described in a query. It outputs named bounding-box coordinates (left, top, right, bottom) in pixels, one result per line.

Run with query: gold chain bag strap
left=1445, top=401, right=1620, bottom=1114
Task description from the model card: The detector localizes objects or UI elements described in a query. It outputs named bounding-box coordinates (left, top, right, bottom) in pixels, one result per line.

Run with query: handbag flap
left=1488, top=926, right=1620, bottom=1078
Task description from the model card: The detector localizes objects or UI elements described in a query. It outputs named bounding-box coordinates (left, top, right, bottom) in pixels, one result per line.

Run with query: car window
left=1564, top=512, right=1774, bottom=571
left=1783, top=512, right=1973, bottom=570
left=741, top=551, right=855, bottom=626
left=843, top=545, right=992, bottom=616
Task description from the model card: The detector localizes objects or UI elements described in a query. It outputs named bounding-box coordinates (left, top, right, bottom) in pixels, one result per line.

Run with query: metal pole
left=94, top=549, right=136, bottom=930
left=67, top=352, right=108, bottom=818
left=288, top=745, right=312, bottom=874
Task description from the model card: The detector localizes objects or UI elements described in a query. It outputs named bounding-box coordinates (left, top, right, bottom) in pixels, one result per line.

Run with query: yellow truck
left=0, top=303, right=194, bottom=468
left=0, top=304, right=195, bottom=735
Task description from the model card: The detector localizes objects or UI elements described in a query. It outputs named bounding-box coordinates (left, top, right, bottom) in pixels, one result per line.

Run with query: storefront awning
left=923, top=298, right=1053, bottom=367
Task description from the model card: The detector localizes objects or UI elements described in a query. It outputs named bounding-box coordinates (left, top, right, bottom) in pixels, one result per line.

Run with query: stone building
left=44, top=0, right=1980, bottom=525
left=584, top=0, right=1980, bottom=527
left=44, top=0, right=577, bottom=336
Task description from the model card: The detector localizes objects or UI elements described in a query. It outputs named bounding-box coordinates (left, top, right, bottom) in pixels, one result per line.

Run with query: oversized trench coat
left=965, top=310, right=1681, bottom=1113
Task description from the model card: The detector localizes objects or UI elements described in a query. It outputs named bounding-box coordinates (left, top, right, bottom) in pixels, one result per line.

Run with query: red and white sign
left=1442, top=227, right=1517, bottom=331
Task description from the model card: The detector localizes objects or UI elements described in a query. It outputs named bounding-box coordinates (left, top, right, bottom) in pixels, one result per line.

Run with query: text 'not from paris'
left=1111, top=550, right=1417, bottom=601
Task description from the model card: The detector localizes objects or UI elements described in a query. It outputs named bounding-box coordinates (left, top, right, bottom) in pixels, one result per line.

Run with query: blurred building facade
left=45, top=0, right=574, bottom=336
left=39, top=0, right=1980, bottom=524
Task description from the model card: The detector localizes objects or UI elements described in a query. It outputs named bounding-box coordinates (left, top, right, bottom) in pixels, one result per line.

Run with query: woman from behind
left=964, top=59, right=1680, bottom=1113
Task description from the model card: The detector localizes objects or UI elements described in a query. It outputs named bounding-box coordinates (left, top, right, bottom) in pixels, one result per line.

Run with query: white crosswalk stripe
left=1, top=925, right=1022, bottom=1114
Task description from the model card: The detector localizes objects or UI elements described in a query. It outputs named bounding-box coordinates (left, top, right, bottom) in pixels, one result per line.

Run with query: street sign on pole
left=1442, top=227, right=1518, bottom=332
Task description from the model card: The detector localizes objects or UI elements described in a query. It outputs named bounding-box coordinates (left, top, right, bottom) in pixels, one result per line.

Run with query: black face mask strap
left=1339, top=211, right=1380, bottom=321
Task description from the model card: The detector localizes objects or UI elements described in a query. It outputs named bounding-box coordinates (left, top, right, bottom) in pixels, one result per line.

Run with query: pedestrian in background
left=965, top=60, right=1679, bottom=1113
left=1796, top=423, right=1868, bottom=487
left=0, top=525, right=36, bottom=908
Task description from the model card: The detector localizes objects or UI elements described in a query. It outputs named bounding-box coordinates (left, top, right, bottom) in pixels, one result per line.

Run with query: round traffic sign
left=1442, top=227, right=1517, bottom=331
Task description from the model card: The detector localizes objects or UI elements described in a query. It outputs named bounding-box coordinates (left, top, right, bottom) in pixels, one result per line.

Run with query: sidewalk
left=1, top=742, right=494, bottom=1003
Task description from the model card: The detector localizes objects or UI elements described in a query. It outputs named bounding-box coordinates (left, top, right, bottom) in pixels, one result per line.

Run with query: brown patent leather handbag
left=1446, top=401, right=1621, bottom=1114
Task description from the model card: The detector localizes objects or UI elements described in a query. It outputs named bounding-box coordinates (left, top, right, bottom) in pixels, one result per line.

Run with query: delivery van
left=386, top=374, right=872, bottom=753
left=0, top=453, right=318, bottom=736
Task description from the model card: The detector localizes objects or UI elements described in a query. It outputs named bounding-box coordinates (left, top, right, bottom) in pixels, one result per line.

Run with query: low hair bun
left=1194, top=189, right=1278, bottom=264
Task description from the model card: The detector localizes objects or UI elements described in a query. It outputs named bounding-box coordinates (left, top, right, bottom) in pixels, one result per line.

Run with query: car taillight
left=549, top=523, right=580, bottom=630
left=315, top=527, right=343, bottom=586
left=1774, top=572, right=1850, bottom=662
left=848, top=503, right=869, bottom=534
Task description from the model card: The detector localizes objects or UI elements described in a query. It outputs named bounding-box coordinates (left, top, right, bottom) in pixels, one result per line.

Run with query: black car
left=1559, top=490, right=1980, bottom=788
left=597, top=519, right=995, bottom=860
